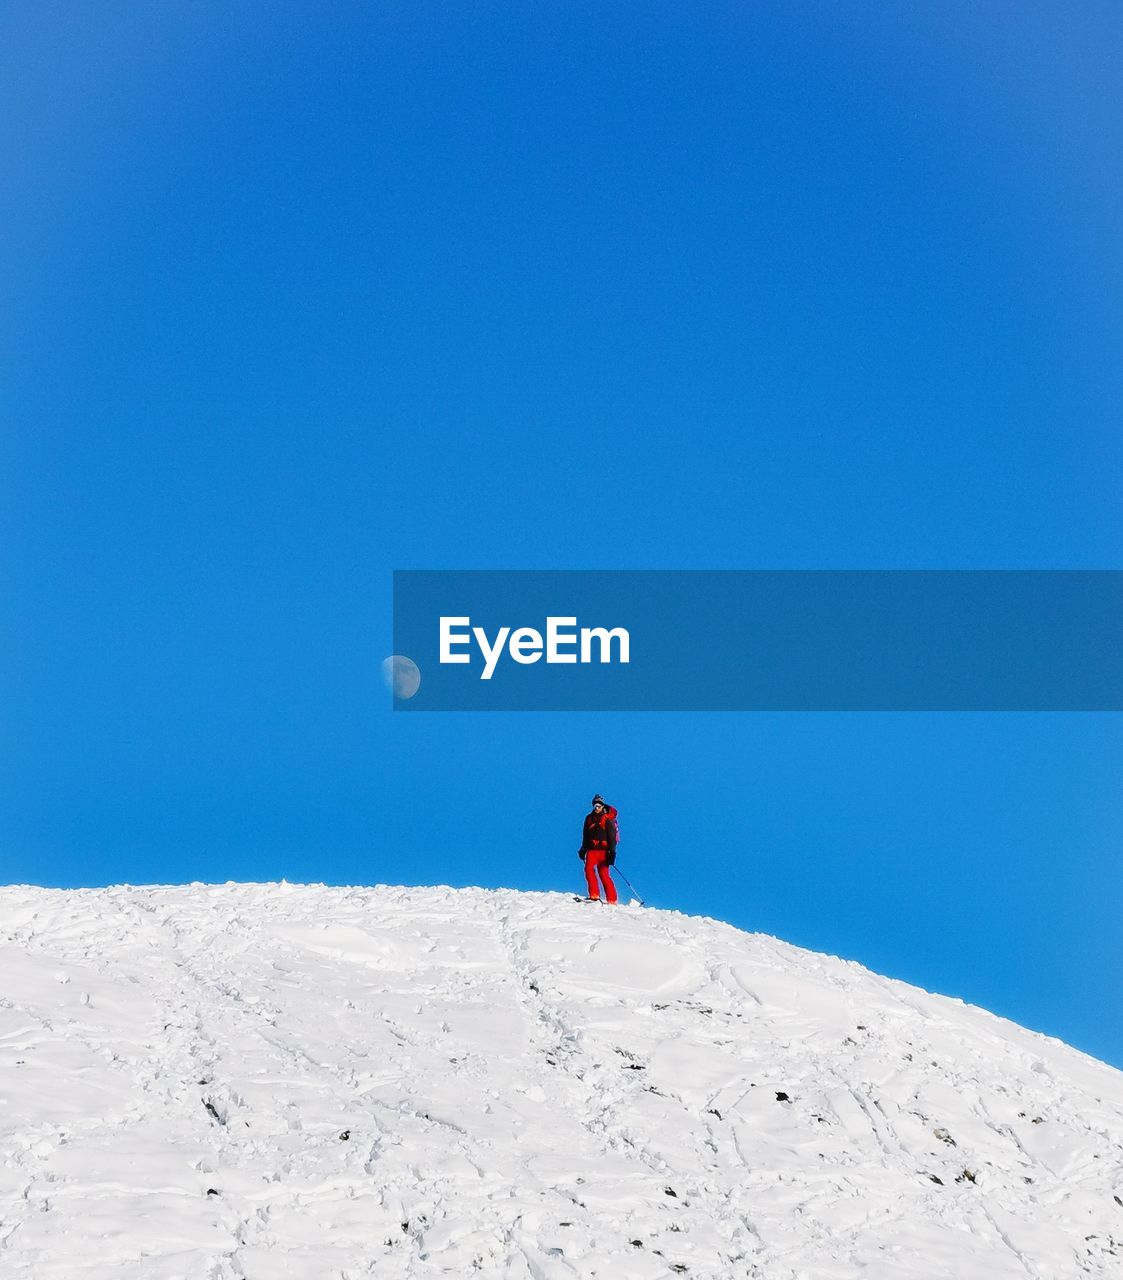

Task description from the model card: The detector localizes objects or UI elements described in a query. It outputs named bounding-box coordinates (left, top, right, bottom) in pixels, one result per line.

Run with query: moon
left=381, top=654, right=421, bottom=700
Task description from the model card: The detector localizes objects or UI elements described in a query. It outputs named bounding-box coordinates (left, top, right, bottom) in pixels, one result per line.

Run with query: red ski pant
left=584, top=849, right=618, bottom=903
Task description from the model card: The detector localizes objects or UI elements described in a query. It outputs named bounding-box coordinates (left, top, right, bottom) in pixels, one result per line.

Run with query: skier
left=578, top=794, right=618, bottom=904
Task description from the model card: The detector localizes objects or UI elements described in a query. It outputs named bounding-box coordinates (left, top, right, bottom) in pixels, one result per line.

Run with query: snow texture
left=1, top=883, right=1121, bottom=1279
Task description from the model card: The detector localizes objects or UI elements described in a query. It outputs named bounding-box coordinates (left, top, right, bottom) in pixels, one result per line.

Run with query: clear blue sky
left=3, top=5, right=1121, bottom=1066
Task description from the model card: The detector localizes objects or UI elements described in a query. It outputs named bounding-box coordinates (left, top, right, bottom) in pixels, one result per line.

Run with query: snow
left=1, top=883, right=1121, bottom=1279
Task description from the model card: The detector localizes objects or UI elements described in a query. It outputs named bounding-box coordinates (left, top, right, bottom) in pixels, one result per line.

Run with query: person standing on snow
left=579, top=794, right=618, bottom=904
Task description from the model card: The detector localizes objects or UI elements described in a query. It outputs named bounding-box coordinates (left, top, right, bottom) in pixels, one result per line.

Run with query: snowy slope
left=1, top=885, right=1121, bottom=1280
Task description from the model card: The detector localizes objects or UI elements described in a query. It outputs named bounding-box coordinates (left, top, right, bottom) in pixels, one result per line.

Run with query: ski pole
left=613, top=865, right=645, bottom=906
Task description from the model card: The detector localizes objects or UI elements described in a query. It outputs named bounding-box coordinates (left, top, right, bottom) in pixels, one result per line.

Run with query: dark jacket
left=580, top=805, right=618, bottom=862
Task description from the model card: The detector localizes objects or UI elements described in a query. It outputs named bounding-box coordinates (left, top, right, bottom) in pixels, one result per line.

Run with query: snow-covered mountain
left=1, top=884, right=1120, bottom=1280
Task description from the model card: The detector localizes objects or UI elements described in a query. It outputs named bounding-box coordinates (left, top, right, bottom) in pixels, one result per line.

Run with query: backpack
left=604, top=804, right=620, bottom=846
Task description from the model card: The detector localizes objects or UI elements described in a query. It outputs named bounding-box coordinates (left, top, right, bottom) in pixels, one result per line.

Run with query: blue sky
left=3, top=5, right=1121, bottom=1066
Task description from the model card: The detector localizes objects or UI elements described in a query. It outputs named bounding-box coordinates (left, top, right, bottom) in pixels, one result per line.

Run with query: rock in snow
left=1, top=883, right=1121, bottom=1279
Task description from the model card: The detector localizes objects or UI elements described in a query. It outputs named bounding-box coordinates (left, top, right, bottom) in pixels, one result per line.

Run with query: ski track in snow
left=1, top=884, right=1121, bottom=1279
